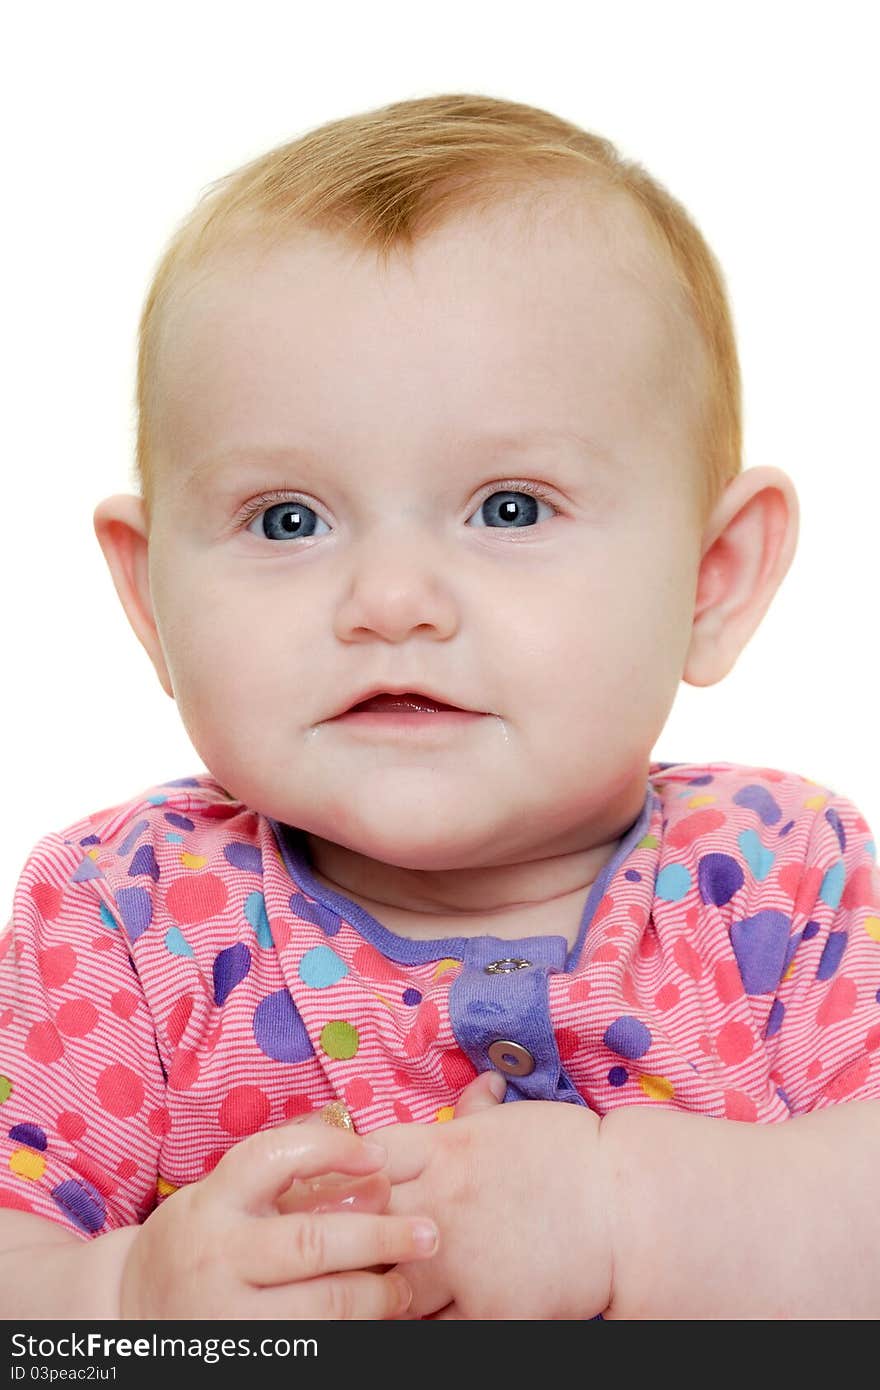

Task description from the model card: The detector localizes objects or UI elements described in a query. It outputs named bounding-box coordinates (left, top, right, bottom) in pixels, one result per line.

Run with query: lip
left=330, top=685, right=483, bottom=719
left=328, top=707, right=487, bottom=739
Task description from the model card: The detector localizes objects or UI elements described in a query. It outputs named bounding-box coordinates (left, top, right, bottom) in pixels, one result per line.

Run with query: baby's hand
left=119, top=1116, right=437, bottom=1319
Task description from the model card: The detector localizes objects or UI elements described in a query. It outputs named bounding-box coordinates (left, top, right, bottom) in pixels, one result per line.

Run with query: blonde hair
left=135, top=92, right=741, bottom=530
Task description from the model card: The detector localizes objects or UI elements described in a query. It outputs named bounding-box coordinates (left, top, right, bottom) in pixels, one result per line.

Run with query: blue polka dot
left=816, top=931, right=847, bottom=981
left=802, top=920, right=821, bottom=941
left=9, top=1123, right=47, bottom=1150
left=213, top=943, right=252, bottom=1006
left=603, top=1016, right=652, bottom=1060
left=253, top=990, right=314, bottom=1062
left=51, top=1179, right=106, bottom=1235
left=764, top=998, right=785, bottom=1039
left=245, top=891, right=273, bottom=949
left=299, top=946, right=348, bottom=989
left=656, top=864, right=691, bottom=903
left=402, top=988, right=422, bottom=1006
left=290, top=893, right=341, bottom=936
left=608, top=1066, right=628, bottom=1087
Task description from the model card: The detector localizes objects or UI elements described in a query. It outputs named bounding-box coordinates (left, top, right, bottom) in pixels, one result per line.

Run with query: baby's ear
left=454, top=1071, right=506, bottom=1116
left=93, top=493, right=174, bottom=700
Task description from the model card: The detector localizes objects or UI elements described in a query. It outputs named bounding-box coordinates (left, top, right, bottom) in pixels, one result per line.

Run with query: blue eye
left=246, top=501, right=330, bottom=541
left=467, top=489, right=557, bottom=529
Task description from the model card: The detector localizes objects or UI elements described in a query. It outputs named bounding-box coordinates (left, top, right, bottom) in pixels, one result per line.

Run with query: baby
left=2, top=91, right=879, bottom=1321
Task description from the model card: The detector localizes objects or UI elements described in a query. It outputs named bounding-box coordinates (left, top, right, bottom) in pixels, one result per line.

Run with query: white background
left=3, top=0, right=877, bottom=911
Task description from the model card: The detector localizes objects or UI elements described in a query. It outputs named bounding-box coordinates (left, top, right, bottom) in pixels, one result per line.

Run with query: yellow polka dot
left=9, top=1148, right=45, bottom=1181
left=433, top=958, right=459, bottom=980
left=864, top=916, right=880, bottom=943
left=156, top=1175, right=178, bottom=1198
left=374, top=994, right=393, bottom=1010
left=638, top=1074, right=675, bottom=1102
left=782, top=958, right=796, bottom=982
left=687, top=795, right=717, bottom=808
left=804, top=794, right=828, bottom=811
left=180, top=852, right=207, bottom=870
left=436, top=1106, right=456, bottom=1123
left=86, top=846, right=100, bottom=860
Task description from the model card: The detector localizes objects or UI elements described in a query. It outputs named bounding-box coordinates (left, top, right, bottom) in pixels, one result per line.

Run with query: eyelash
left=233, top=481, right=559, bottom=534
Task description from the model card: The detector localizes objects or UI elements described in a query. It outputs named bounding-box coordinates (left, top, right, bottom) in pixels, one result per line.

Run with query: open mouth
left=346, top=692, right=465, bottom=714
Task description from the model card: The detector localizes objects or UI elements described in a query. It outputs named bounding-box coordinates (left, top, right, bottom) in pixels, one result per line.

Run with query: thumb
left=454, top=1069, right=506, bottom=1116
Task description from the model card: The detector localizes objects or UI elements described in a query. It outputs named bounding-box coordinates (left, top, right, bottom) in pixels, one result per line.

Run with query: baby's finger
left=210, top=1122, right=388, bottom=1213
left=258, top=1269, right=414, bottom=1321
left=453, top=1070, right=507, bottom=1116
left=236, top=1210, right=439, bottom=1286
left=277, top=1169, right=391, bottom=1216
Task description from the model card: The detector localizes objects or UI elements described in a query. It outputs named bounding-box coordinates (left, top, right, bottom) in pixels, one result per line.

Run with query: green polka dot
left=319, top=1021, right=359, bottom=1060
left=0, top=1075, right=12, bottom=1105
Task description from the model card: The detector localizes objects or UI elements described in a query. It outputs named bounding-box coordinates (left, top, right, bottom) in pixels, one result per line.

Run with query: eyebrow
left=181, top=427, right=617, bottom=489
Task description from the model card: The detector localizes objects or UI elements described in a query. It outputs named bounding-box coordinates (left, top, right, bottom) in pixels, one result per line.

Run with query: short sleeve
left=762, top=791, right=880, bottom=1114
left=0, top=830, right=167, bottom=1238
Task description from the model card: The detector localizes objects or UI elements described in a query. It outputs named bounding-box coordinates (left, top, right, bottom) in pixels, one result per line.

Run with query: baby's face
left=144, top=186, right=707, bottom=869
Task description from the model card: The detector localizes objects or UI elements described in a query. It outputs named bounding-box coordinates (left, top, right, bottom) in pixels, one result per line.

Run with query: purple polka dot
left=129, top=843, right=160, bottom=881
left=764, top=998, right=785, bottom=1039
left=776, top=1085, right=793, bottom=1112
left=118, top=820, right=150, bottom=856
left=698, top=852, right=745, bottom=907
left=802, top=920, right=820, bottom=940
left=253, top=989, right=314, bottom=1062
left=779, top=820, right=795, bottom=837
left=402, top=988, right=422, bottom=1006
left=289, top=893, right=341, bottom=936
left=51, top=1179, right=106, bottom=1234
left=80, top=834, right=101, bottom=846
left=734, top=784, right=782, bottom=826
left=824, top=805, right=846, bottom=854
left=115, top=886, right=153, bottom=943
left=608, top=1066, right=629, bottom=1087
left=9, top=1123, right=47, bottom=1150
left=603, top=1016, right=652, bottom=1060
left=624, top=869, right=642, bottom=882
left=164, top=812, right=195, bottom=831
left=213, top=943, right=252, bottom=1006
left=729, top=909, right=792, bottom=994
left=817, top=930, right=848, bottom=981
left=224, top=842, right=263, bottom=875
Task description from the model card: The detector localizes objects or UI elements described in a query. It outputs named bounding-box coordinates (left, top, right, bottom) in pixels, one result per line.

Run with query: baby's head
left=95, top=93, right=798, bottom=874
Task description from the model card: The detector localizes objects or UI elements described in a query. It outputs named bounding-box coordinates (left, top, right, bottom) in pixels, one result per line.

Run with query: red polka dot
left=392, top=1069, right=411, bottom=1089
left=71, top=1150, right=117, bottom=1197
left=165, top=873, right=228, bottom=926
left=353, top=943, right=408, bottom=984
left=270, top=918, right=291, bottom=950
left=592, top=894, right=613, bottom=926
left=0, top=1007, right=13, bottom=1029
left=55, top=999, right=99, bottom=1038
left=805, top=1058, right=823, bottom=1080
left=568, top=979, right=591, bottom=1004
left=37, top=944, right=77, bottom=989
left=715, top=1021, right=754, bottom=1066
left=96, top=1064, right=145, bottom=1118
left=591, top=943, right=619, bottom=963
left=817, top=976, right=857, bottom=1029
left=404, top=1000, right=440, bottom=1057
left=57, top=1111, right=87, bottom=1142
left=148, top=1107, right=172, bottom=1136
left=0, top=935, right=10, bottom=965
left=654, top=983, right=680, bottom=1012
left=866, top=1024, right=880, bottom=1053
left=219, top=1085, right=270, bottom=1136
left=202, top=1148, right=225, bottom=1174
left=621, top=972, right=639, bottom=1007
left=673, top=936, right=703, bottom=982
left=714, top=959, right=744, bottom=1004
left=25, top=1019, right=63, bottom=1064
left=605, top=924, right=625, bottom=939
left=31, top=882, right=63, bottom=921
left=0, top=1186, right=34, bottom=1213
left=667, top=807, right=725, bottom=848
left=117, top=1158, right=138, bottom=1180
left=823, top=1054, right=871, bottom=1102
left=698, top=1034, right=714, bottom=1055
left=441, top=1049, right=478, bottom=1091
left=556, top=1028, right=580, bottom=1061
left=842, top=862, right=875, bottom=911
left=723, top=1090, right=758, bottom=1122
left=638, top=931, right=658, bottom=958
left=166, top=994, right=193, bottom=1046
left=393, top=1100, right=413, bottom=1123
left=111, top=989, right=140, bottom=1021
left=92, top=936, right=116, bottom=953
left=168, top=1049, right=199, bottom=1091
left=205, top=1024, right=223, bottom=1053
left=283, top=1095, right=312, bottom=1119
left=344, top=1077, right=374, bottom=1109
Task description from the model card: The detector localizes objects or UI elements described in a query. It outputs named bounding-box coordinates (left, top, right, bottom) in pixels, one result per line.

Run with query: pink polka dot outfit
left=1, top=760, right=879, bottom=1243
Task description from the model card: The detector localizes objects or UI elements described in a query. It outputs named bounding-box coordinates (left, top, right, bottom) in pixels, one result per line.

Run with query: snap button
left=487, top=1039, right=536, bottom=1077
left=484, top=957, right=531, bottom=974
